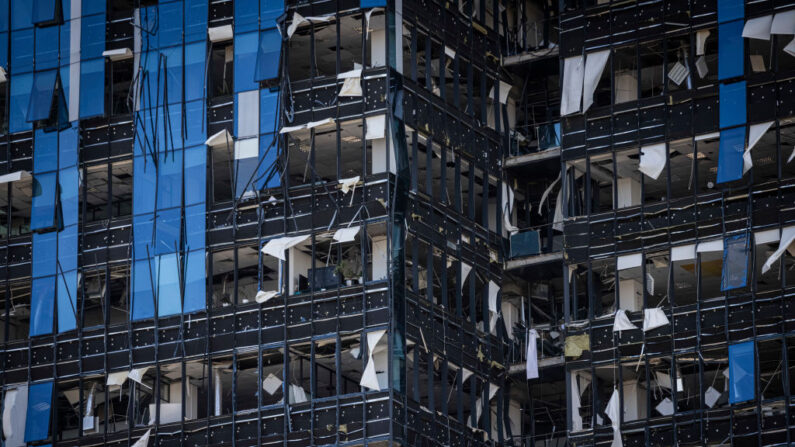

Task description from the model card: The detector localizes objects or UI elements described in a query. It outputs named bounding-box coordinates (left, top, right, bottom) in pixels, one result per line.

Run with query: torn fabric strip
left=526, top=329, right=539, bottom=379
left=638, top=143, right=666, bottom=180
left=560, top=56, right=584, bottom=116
left=582, top=50, right=610, bottom=113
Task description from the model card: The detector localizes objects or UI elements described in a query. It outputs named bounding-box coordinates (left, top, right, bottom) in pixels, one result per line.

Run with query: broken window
left=639, top=40, right=664, bottom=99
left=645, top=251, right=668, bottom=308
left=588, top=153, right=613, bottom=213
left=617, top=253, right=643, bottom=312
left=667, top=138, right=694, bottom=199
left=755, top=228, right=782, bottom=294
left=0, top=279, right=31, bottom=342
left=109, top=56, right=133, bottom=115
left=666, top=35, right=692, bottom=94
left=613, top=45, right=637, bottom=104
left=0, top=171, right=32, bottom=237
left=692, top=28, right=718, bottom=88
left=698, top=240, right=723, bottom=301
left=748, top=121, right=778, bottom=185
left=209, top=41, right=233, bottom=97
left=590, top=257, right=615, bottom=317
left=694, top=134, right=719, bottom=194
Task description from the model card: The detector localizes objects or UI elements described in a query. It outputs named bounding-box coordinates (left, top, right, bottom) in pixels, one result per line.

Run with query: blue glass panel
left=719, top=81, right=746, bottom=129
left=235, top=0, right=259, bottom=33
left=184, top=146, right=206, bottom=206
left=32, top=0, right=58, bottom=25
left=131, top=258, right=157, bottom=320
left=34, top=128, right=58, bottom=172
left=59, top=21, right=69, bottom=67
left=81, top=12, right=105, bottom=59
left=158, top=1, right=183, bottom=48
left=0, top=0, right=8, bottom=31
left=259, top=134, right=280, bottom=189
left=27, top=69, right=57, bottom=122
left=132, top=213, right=154, bottom=261
left=728, top=341, right=754, bottom=403
left=361, top=0, right=387, bottom=7
left=0, top=32, right=8, bottom=68
left=165, top=47, right=183, bottom=105
left=183, top=249, right=206, bottom=313
left=721, top=234, right=748, bottom=291
left=234, top=31, right=258, bottom=93
left=157, top=253, right=181, bottom=317
left=718, top=0, right=743, bottom=24
left=185, top=0, right=208, bottom=42
left=155, top=103, right=183, bottom=151
left=81, top=0, right=104, bottom=16
left=185, top=42, right=206, bottom=102
left=254, top=29, right=281, bottom=82
left=9, top=72, right=33, bottom=133
left=154, top=208, right=181, bottom=255
left=9, top=28, right=33, bottom=74
left=716, top=127, right=746, bottom=184
left=56, top=224, right=77, bottom=272
left=184, top=101, right=206, bottom=147
left=139, top=6, right=158, bottom=47
left=157, top=150, right=183, bottom=209
left=57, top=269, right=77, bottom=332
left=29, top=276, right=55, bottom=336
left=59, top=168, right=79, bottom=227
left=24, top=382, right=53, bottom=442
left=58, top=124, right=79, bottom=169
left=32, top=231, right=57, bottom=277
left=11, top=0, right=32, bottom=30
left=718, top=21, right=744, bottom=80
left=236, top=156, right=258, bottom=198
left=133, top=154, right=157, bottom=215
left=34, top=25, right=59, bottom=70
left=260, top=0, right=284, bottom=29
left=260, top=88, right=279, bottom=134
left=30, top=171, right=58, bottom=231
left=185, top=203, right=205, bottom=250
left=79, top=58, right=105, bottom=118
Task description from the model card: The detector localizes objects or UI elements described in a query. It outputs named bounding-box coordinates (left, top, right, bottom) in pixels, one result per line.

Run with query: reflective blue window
left=9, top=72, right=33, bottom=133
left=58, top=124, right=79, bottom=169
left=235, top=155, right=259, bottom=198
left=163, top=46, right=184, bottom=105
left=728, top=342, right=754, bottom=403
left=157, top=150, right=183, bottom=209
left=0, top=0, right=9, bottom=31
left=254, top=29, right=281, bottom=82
left=721, top=234, right=748, bottom=291
left=30, top=172, right=59, bottom=231
left=235, top=0, right=259, bottom=33
left=32, top=0, right=59, bottom=26
left=79, top=58, right=105, bottom=118
left=185, top=0, right=208, bottom=43
left=234, top=31, right=258, bottom=92
left=0, top=32, right=8, bottom=68
left=32, top=231, right=57, bottom=277
left=183, top=249, right=206, bottom=313
left=718, top=21, right=744, bottom=80
left=158, top=1, right=183, bottom=48
left=133, top=155, right=157, bottom=216
left=132, top=213, right=155, bottom=261
left=24, top=382, right=53, bottom=442
left=157, top=253, right=181, bottom=317
left=59, top=168, right=79, bottom=227
left=34, top=25, right=59, bottom=70
left=184, top=101, right=206, bottom=147
left=29, top=276, right=55, bottom=336
left=185, top=204, right=205, bottom=250
left=185, top=43, right=206, bottom=102
left=718, top=0, right=743, bottom=24
left=716, top=127, right=746, bottom=184
left=9, top=28, right=33, bottom=74
left=361, top=0, right=387, bottom=7
left=81, top=0, right=104, bottom=16
left=57, top=269, right=78, bottom=332
left=33, top=128, right=58, bottom=172
left=719, top=81, right=746, bottom=129
left=11, top=0, right=32, bottom=30
left=155, top=208, right=181, bottom=255
left=81, top=12, right=105, bottom=58
left=56, top=224, right=77, bottom=272
left=27, top=69, right=57, bottom=122
left=260, top=0, right=284, bottom=29
left=184, top=146, right=207, bottom=206
left=260, top=88, right=279, bottom=134
left=259, top=135, right=280, bottom=189
left=131, top=258, right=157, bottom=320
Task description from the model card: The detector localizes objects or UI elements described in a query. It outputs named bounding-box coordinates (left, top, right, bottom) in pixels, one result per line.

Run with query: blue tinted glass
left=59, top=21, right=69, bottom=66
left=0, top=32, right=8, bottom=67
left=236, top=156, right=258, bottom=198
left=184, top=101, right=206, bottom=146
left=719, top=81, right=746, bottom=128
left=254, top=29, right=281, bottom=82
left=156, top=103, right=183, bottom=151
left=235, top=0, right=258, bottom=33
left=81, top=0, right=104, bottom=16
left=57, top=269, right=78, bottom=332
left=718, top=0, right=743, bottom=24
left=132, top=213, right=155, bottom=261
left=158, top=2, right=183, bottom=47
left=361, top=0, right=387, bottom=7
left=79, top=58, right=105, bottom=118
left=157, top=150, right=183, bottom=209
left=9, top=28, right=33, bottom=73
left=183, top=249, right=206, bottom=313
left=34, top=25, right=59, bottom=69
left=59, top=167, right=79, bottom=227
left=185, top=42, right=206, bottom=102
left=11, top=0, right=32, bottom=30
left=133, top=155, right=157, bottom=215
left=155, top=208, right=181, bottom=255
left=131, top=258, right=156, bottom=320
left=57, top=224, right=77, bottom=271
left=31, top=0, right=58, bottom=25
left=27, top=69, right=57, bottom=122
left=9, top=72, right=33, bottom=133
left=234, top=31, right=258, bottom=92
left=185, top=0, right=208, bottom=42
left=718, top=21, right=744, bottom=80
left=0, top=0, right=8, bottom=31
left=81, top=12, right=105, bottom=58
left=184, top=146, right=206, bottom=206
left=260, top=88, right=279, bottom=134
left=260, top=0, right=284, bottom=29
left=164, top=46, right=183, bottom=105
left=721, top=234, right=748, bottom=291
left=259, top=134, right=280, bottom=189
left=716, top=127, right=746, bottom=184
left=185, top=203, right=205, bottom=250
left=32, top=231, right=57, bottom=277
left=29, top=276, right=55, bottom=336
left=58, top=124, right=79, bottom=169
left=24, top=382, right=53, bottom=442
left=728, top=341, right=754, bottom=403
left=30, top=172, right=57, bottom=230
left=33, top=128, right=58, bottom=172
left=157, top=253, right=181, bottom=317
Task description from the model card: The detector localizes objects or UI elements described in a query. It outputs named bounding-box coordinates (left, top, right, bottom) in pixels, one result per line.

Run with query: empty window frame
left=109, top=57, right=134, bottom=116
left=209, top=41, right=234, bottom=98
left=613, top=45, right=637, bottom=104
left=590, top=257, right=616, bottom=317
left=639, top=40, right=664, bottom=99
left=694, top=134, right=719, bottom=194
left=692, top=28, right=718, bottom=88
left=665, top=35, right=692, bottom=94
left=0, top=173, right=32, bottom=237
left=84, top=160, right=133, bottom=222
left=0, top=279, right=32, bottom=343
left=667, top=138, right=694, bottom=200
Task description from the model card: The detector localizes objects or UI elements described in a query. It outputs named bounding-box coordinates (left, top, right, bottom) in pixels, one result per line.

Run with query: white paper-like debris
left=132, top=429, right=152, bottom=447
left=333, top=226, right=360, bottom=243
left=695, top=55, right=709, bottom=78
left=261, top=235, right=310, bottom=261
left=287, top=12, right=334, bottom=38
left=107, top=371, right=129, bottom=386
left=613, top=309, right=638, bottom=333
left=339, top=176, right=360, bottom=194
left=255, top=290, right=279, bottom=304
left=667, top=61, right=689, bottom=85
left=262, top=373, right=283, bottom=395
left=696, top=29, right=710, bottom=56
left=582, top=50, right=610, bottom=112
left=705, top=386, right=722, bottom=408
left=771, top=10, right=795, bottom=35
left=128, top=367, right=150, bottom=385
left=617, top=253, right=642, bottom=271
left=762, top=226, right=795, bottom=273
left=205, top=129, right=233, bottom=147
left=360, top=329, right=387, bottom=391
left=605, top=388, right=623, bottom=447
left=742, top=15, right=773, bottom=40
left=526, top=329, right=539, bottom=380
left=655, top=397, right=674, bottom=415
left=365, top=115, right=386, bottom=140
left=744, top=121, right=774, bottom=174
left=642, top=308, right=670, bottom=332
left=208, top=25, right=233, bottom=42
left=560, top=56, right=584, bottom=116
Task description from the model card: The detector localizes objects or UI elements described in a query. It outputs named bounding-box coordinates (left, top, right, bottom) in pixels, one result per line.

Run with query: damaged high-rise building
left=0, top=0, right=794, bottom=445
